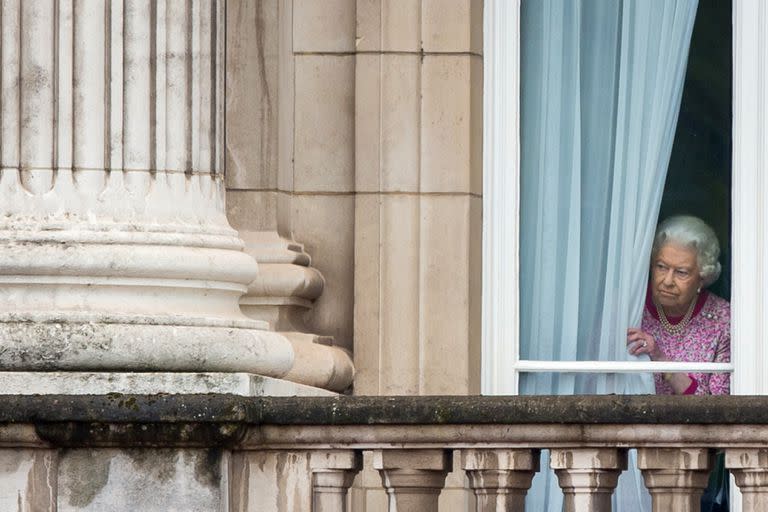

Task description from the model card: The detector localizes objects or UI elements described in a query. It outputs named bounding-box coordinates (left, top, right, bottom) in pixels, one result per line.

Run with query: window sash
left=514, top=360, right=733, bottom=374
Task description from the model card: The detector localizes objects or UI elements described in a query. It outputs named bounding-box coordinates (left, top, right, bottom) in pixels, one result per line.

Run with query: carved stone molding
left=239, top=231, right=354, bottom=392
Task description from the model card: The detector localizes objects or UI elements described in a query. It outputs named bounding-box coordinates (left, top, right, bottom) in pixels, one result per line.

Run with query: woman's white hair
left=652, top=215, right=722, bottom=287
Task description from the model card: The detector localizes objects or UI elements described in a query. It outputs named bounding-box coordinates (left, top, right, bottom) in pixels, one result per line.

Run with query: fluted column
left=0, top=0, right=293, bottom=375
left=726, top=448, right=768, bottom=511
left=373, top=450, right=452, bottom=512
left=462, top=449, right=540, bottom=511
left=636, top=448, right=712, bottom=512
left=551, top=448, right=627, bottom=512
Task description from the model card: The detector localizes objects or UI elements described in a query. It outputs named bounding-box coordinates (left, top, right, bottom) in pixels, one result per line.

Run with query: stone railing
left=3, top=395, right=768, bottom=511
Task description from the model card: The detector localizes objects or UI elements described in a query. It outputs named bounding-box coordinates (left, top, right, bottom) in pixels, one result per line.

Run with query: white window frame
left=481, top=0, right=763, bottom=397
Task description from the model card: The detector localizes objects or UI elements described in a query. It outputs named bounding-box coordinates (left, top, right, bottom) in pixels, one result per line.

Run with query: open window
left=482, top=1, right=768, bottom=509
left=483, top=0, right=739, bottom=396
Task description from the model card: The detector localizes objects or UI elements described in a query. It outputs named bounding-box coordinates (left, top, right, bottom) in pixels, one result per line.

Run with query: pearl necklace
left=654, top=294, right=698, bottom=336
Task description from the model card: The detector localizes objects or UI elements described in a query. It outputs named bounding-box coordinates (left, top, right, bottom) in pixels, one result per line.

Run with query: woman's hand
left=626, top=328, right=664, bottom=360
left=626, top=328, right=694, bottom=394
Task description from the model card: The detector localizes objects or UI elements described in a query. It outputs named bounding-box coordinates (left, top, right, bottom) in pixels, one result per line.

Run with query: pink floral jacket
left=641, top=290, right=731, bottom=395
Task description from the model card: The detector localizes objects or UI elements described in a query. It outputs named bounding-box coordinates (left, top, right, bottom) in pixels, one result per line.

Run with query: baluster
left=636, top=448, right=712, bottom=512
left=462, top=448, right=540, bottom=511
left=310, top=450, right=362, bottom=512
left=550, top=448, right=627, bottom=512
left=373, top=449, right=452, bottom=512
left=725, top=448, right=768, bottom=511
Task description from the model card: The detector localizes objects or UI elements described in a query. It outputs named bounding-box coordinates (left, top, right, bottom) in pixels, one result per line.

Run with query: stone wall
left=225, top=1, right=484, bottom=507
left=226, top=0, right=356, bottom=351
left=353, top=0, right=483, bottom=397
left=225, top=0, right=483, bottom=395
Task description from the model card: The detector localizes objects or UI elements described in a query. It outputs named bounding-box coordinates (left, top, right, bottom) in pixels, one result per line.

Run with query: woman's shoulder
left=702, top=291, right=730, bottom=323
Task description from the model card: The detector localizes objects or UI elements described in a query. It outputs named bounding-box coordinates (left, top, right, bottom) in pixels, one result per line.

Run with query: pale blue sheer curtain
left=519, top=0, right=698, bottom=509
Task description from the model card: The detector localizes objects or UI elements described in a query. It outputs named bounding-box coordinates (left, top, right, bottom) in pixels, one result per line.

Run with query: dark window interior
left=659, top=0, right=732, bottom=300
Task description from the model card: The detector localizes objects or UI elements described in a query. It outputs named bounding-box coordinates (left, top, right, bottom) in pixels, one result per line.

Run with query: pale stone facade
left=0, top=0, right=481, bottom=509
left=9, top=2, right=763, bottom=512
left=225, top=0, right=482, bottom=399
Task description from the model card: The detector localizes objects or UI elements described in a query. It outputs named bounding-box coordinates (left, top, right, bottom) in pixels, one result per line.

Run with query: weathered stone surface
left=353, top=194, right=481, bottom=395
left=0, top=449, right=57, bottom=512
left=0, top=372, right=334, bottom=397
left=227, top=190, right=280, bottom=232
left=0, top=395, right=766, bottom=427
left=0, top=321, right=294, bottom=376
left=421, top=54, right=483, bottom=194
left=58, top=449, right=224, bottom=512
left=226, top=0, right=279, bottom=190
left=230, top=450, right=313, bottom=512
left=253, top=395, right=768, bottom=426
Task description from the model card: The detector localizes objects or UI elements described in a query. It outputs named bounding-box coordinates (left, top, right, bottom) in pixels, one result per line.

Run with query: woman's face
left=651, top=242, right=704, bottom=316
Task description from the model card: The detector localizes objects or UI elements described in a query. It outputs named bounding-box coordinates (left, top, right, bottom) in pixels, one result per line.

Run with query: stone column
left=726, top=448, right=768, bottom=511
left=636, top=448, right=712, bottom=512
left=550, top=448, right=627, bottom=512
left=462, top=448, right=540, bottom=511
left=0, top=0, right=293, bottom=376
left=372, top=449, right=452, bottom=512
left=310, top=450, right=362, bottom=512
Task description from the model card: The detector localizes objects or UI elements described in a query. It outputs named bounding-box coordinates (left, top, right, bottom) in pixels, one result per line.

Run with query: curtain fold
left=520, top=0, right=698, bottom=508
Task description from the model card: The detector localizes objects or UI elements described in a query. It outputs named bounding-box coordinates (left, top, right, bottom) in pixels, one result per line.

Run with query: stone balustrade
left=2, top=394, right=768, bottom=511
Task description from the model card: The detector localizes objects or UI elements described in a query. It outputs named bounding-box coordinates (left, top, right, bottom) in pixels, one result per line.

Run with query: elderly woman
left=627, top=215, right=730, bottom=395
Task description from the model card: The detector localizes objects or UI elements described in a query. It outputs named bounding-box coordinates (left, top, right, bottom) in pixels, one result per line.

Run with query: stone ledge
left=257, top=395, right=768, bottom=425
left=0, top=394, right=766, bottom=425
